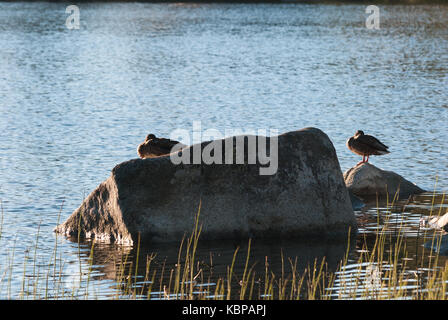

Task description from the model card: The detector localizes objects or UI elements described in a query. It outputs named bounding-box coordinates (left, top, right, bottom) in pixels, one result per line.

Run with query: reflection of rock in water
left=76, top=241, right=134, bottom=282
left=76, top=236, right=352, bottom=299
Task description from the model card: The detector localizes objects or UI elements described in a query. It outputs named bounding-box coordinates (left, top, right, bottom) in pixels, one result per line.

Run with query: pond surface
left=0, top=2, right=447, bottom=299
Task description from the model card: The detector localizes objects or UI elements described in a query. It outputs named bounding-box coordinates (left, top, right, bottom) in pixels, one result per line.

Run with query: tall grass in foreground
left=0, top=191, right=447, bottom=300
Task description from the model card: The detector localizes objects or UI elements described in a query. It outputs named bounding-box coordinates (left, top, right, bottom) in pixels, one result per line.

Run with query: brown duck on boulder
left=137, top=134, right=186, bottom=159
left=346, top=130, right=390, bottom=165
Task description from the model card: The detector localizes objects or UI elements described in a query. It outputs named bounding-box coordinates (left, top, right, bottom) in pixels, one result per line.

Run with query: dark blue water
left=0, top=2, right=447, bottom=299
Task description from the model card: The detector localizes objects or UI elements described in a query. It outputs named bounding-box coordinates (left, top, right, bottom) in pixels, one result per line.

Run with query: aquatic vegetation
left=0, top=189, right=447, bottom=300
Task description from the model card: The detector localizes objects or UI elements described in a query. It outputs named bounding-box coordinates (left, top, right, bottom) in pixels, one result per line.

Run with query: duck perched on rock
left=346, top=130, right=390, bottom=165
left=137, top=134, right=186, bottom=159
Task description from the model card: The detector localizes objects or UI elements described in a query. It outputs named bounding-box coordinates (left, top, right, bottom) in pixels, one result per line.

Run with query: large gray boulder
left=344, top=163, right=425, bottom=200
left=55, top=128, right=356, bottom=245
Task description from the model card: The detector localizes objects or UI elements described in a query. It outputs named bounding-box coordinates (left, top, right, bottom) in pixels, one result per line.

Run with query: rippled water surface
left=0, top=2, right=447, bottom=299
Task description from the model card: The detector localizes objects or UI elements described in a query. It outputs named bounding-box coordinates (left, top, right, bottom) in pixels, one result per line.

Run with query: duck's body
left=346, top=130, right=390, bottom=164
left=137, top=134, right=186, bottom=159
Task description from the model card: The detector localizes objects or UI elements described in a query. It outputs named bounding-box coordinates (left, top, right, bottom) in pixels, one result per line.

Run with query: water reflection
left=74, top=236, right=351, bottom=299
left=327, top=192, right=448, bottom=299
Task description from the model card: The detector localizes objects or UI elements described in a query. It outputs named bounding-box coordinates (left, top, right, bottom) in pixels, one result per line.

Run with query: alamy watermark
left=65, top=5, right=80, bottom=30
left=366, top=5, right=380, bottom=30
left=65, top=5, right=380, bottom=31
left=168, top=122, right=279, bottom=176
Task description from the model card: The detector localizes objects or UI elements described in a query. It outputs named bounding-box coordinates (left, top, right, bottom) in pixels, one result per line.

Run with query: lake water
left=0, top=2, right=447, bottom=299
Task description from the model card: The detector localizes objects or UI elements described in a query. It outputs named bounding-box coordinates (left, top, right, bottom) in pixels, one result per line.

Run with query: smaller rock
left=343, top=163, right=425, bottom=200
left=420, top=212, right=448, bottom=232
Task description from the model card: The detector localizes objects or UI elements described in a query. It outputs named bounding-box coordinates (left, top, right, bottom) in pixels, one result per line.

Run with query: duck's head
left=354, top=130, right=364, bottom=137
left=146, top=134, right=156, bottom=141
left=137, top=141, right=151, bottom=158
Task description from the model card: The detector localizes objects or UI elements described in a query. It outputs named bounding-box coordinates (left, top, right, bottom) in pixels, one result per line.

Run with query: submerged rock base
left=55, top=128, right=356, bottom=245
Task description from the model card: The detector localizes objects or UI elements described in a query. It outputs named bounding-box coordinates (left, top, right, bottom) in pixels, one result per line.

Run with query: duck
left=137, top=134, right=186, bottom=159
left=346, top=130, right=390, bottom=165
